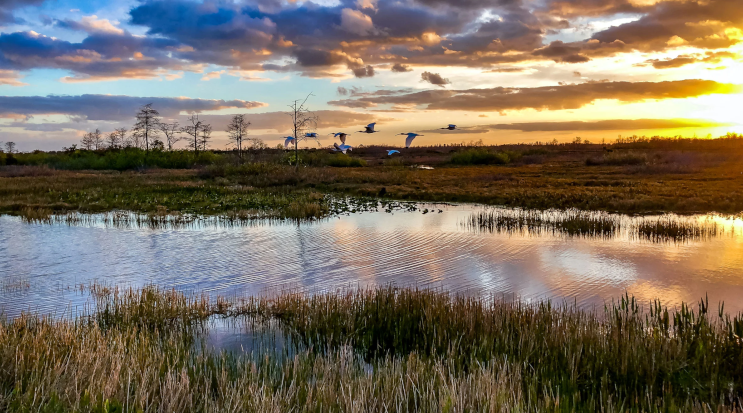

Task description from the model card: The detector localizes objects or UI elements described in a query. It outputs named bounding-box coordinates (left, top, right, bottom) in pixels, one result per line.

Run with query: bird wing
left=367, top=123, right=376, bottom=130
left=449, top=124, right=456, bottom=129
left=405, top=134, right=416, bottom=148
left=284, top=137, right=294, bottom=148
left=340, top=134, right=347, bottom=145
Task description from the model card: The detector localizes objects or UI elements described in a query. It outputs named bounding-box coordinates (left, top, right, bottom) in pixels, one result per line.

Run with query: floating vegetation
left=636, top=217, right=720, bottom=242
left=464, top=208, right=732, bottom=242
left=2, top=285, right=742, bottom=412
left=15, top=197, right=423, bottom=229
left=464, top=208, right=620, bottom=238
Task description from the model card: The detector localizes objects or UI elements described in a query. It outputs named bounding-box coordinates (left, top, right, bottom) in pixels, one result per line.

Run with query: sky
left=0, top=0, right=742, bottom=151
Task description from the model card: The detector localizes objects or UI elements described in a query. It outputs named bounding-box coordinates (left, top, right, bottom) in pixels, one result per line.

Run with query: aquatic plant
left=2, top=286, right=742, bottom=412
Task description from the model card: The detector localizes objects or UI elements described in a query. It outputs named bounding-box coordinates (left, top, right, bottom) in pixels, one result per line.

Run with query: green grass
left=450, top=148, right=521, bottom=165
left=2, top=286, right=741, bottom=412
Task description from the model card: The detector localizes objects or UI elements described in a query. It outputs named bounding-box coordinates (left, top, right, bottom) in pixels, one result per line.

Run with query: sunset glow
left=0, top=0, right=741, bottom=150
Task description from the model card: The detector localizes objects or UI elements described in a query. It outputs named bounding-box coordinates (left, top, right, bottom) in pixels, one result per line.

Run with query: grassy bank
left=1, top=286, right=742, bottom=412
left=4, top=138, right=743, bottom=217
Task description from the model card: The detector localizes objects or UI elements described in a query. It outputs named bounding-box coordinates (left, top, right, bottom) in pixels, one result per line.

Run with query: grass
left=465, top=208, right=727, bottom=241
left=4, top=139, right=743, bottom=217
left=2, top=285, right=742, bottom=412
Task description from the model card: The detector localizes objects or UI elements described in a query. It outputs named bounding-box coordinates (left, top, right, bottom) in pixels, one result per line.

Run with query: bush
left=0, top=151, right=5, bottom=166
left=13, top=148, right=225, bottom=171
left=586, top=151, right=648, bottom=166
left=326, top=154, right=366, bottom=167
left=450, top=148, right=520, bottom=165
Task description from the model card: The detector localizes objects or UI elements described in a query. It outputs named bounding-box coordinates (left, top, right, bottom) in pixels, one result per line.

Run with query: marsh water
left=3, top=204, right=743, bottom=320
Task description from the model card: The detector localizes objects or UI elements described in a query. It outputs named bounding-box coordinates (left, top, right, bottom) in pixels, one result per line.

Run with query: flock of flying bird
left=283, top=123, right=459, bottom=155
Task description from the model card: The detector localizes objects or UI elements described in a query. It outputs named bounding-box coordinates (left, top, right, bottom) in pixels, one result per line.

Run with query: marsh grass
left=465, top=208, right=729, bottom=242
left=2, top=285, right=742, bottom=412
left=464, top=208, right=620, bottom=237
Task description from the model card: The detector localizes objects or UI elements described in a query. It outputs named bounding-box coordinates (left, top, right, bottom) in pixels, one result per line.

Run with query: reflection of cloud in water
left=2, top=206, right=743, bottom=318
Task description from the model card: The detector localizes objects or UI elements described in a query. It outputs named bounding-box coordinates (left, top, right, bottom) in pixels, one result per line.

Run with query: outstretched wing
left=405, top=134, right=416, bottom=148
left=449, top=124, right=456, bottom=129
left=284, top=137, right=295, bottom=148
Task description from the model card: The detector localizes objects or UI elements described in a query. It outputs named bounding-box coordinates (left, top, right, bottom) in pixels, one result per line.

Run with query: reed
left=464, top=208, right=620, bottom=237
left=636, top=217, right=720, bottom=242
left=2, top=286, right=741, bottom=412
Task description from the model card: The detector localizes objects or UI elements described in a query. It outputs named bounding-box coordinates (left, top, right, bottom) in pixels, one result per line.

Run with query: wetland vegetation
left=1, top=285, right=741, bottom=412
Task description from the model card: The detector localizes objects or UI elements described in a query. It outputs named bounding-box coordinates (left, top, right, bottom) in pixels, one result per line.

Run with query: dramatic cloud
left=329, top=79, right=742, bottom=112
left=421, top=71, right=450, bottom=87
left=391, top=63, right=413, bottom=72
left=644, top=51, right=739, bottom=69
left=55, top=15, right=125, bottom=35
left=352, top=65, right=375, bottom=78
left=488, top=119, right=733, bottom=132
left=0, top=95, right=267, bottom=120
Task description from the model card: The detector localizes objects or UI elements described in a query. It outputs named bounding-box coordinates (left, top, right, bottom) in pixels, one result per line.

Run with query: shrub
left=326, top=154, right=366, bottom=167
left=450, top=148, right=520, bottom=165
left=586, top=151, right=647, bottom=166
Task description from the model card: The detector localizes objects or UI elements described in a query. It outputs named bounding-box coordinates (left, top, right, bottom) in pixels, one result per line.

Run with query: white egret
left=359, top=123, right=378, bottom=133
left=333, top=142, right=353, bottom=154
left=441, top=124, right=457, bottom=130
left=283, top=136, right=296, bottom=149
left=399, top=133, right=424, bottom=148
left=331, top=132, right=348, bottom=144
left=305, top=132, right=319, bottom=138
left=387, top=150, right=400, bottom=155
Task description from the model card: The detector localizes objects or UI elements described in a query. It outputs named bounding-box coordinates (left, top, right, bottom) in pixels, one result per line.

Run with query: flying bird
left=334, top=143, right=353, bottom=154
left=359, top=123, right=378, bottom=133
left=284, top=136, right=296, bottom=149
left=305, top=132, right=319, bottom=138
left=331, top=132, right=349, bottom=144
left=387, top=150, right=400, bottom=155
left=441, top=124, right=457, bottom=130
left=399, top=133, right=423, bottom=148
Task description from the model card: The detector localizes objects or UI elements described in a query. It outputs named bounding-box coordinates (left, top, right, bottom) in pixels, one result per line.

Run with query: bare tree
left=131, top=104, right=161, bottom=151
left=159, top=121, right=182, bottom=150
left=182, top=114, right=203, bottom=154
left=226, top=114, right=251, bottom=158
left=199, top=123, right=212, bottom=151
left=106, top=131, right=121, bottom=149
left=111, top=128, right=128, bottom=148
left=80, top=130, right=100, bottom=150
left=4, top=141, right=16, bottom=154
left=286, top=94, right=319, bottom=170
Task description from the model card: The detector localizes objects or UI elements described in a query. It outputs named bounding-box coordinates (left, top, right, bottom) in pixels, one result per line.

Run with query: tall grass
left=14, top=148, right=222, bottom=171
left=450, top=148, right=522, bottom=165
left=1, top=286, right=742, bottom=412
left=465, top=208, right=728, bottom=242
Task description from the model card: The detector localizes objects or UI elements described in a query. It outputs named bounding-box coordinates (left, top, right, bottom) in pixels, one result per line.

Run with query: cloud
left=487, top=118, right=732, bottom=132
left=644, top=51, right=739, bottom=69
left=352, top=65, right=375, bottom=78
left=329, top=79, right=741, bottom=112
left=0, top=94, right=267, bottom=120
left=0, top=0, right=43, bottom=24
left=55, top=15, right=125, bottom=35
left=421, top=71, right=450, bottom=87
left=340, top=8, right=376, bottom=36
left=0, top=69, right=27, bottom=86
left=391, top=63, right=413, bottom=72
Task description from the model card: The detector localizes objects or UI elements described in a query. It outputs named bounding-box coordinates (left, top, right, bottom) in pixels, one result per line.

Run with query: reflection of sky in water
left=2, top=205, right=743, bottom=318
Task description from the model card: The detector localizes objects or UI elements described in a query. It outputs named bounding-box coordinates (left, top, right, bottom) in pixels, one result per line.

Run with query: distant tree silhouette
left=81, top=129, right=102, bottom=150
left=199, top=123, right=213, bottom=151
left=131, top=104, right=161, bottom=152
left=182, top=114, right=203, bottom=154
left=4, top=141, right=16, bottom=154
left=226, top=114, right=251, bottom=158
left=286, top=93, right=319, bottom=170
left=159, top=121, right=182, bottom=150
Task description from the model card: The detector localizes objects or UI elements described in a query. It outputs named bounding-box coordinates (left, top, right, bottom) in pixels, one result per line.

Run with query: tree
left=226, top=114, right=251, bottom=158
left=111, top=128, right=128, bottom=148
left=199, top=123, right=212, bottom=151
left=151, top=139, right=165, bottom=150
left=4, top=141, right=16, bottom=154
left=159, top=121, right=182, bottom=150
left=80, top=129, right=102, bottom=150
left=286, top=94, right=319, bottom=170
left=182, top=115, right=203, bottom=154
left=131, top=104, right=161, bottom=151
left=106, top=131, right=121, bottom=149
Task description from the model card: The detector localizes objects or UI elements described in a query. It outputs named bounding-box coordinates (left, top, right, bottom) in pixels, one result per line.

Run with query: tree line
left=77, top=104, right=260, bottom=157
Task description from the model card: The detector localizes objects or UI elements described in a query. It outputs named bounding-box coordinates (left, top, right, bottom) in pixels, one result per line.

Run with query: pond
left=2, top=204, right=743, bottom=319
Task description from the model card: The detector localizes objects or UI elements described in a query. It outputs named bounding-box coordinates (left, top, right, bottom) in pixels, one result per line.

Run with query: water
left=2, top=204, right=743, bottom=319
